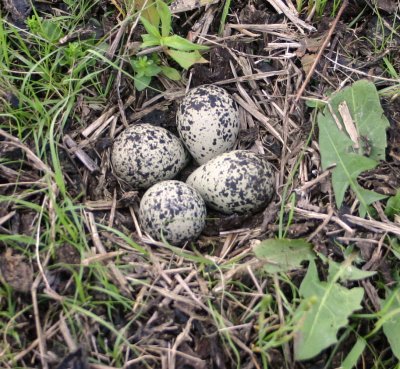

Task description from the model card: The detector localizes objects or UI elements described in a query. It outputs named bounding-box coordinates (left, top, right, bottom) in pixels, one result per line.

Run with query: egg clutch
left=111, top=85, right=275, bottom=245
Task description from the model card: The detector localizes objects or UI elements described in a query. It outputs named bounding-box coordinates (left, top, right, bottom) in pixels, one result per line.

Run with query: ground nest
left=0, top=0, right=400, bottom=368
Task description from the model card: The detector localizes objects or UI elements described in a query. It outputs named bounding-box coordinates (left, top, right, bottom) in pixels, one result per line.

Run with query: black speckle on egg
left=139, top=180, right=207, bottom=245
left=186, top=150, right=275, bottom=214
left=177, top=85, right=240, bottom=164
left=111, top=124, right=189, bottom=189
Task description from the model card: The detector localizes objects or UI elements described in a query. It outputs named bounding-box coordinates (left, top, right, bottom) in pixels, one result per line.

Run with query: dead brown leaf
left=300, top=53, right=317, bottom=75
left=338, top=101, right=360, bottom=149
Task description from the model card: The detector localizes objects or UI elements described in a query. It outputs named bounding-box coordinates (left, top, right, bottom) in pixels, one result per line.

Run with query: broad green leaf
left=327, top=258, right=376, bottom=282
left=328, top=150, right=378, bottom=208
left=136, top=0, right=160, bottom=28
left=318, top=80, right=389, bottom=216
left=355, top=186, right=387, bottom=217
left=162, top=35, right=209, bottom=51
left=294, top=260, right=364, bottom=361
left=141, top=34, right=161, bottom=48
left=161, top=66, right=181, bottom=80
left=134, top=75, right=151, bottom=91
left=140, top=16, right=161, bottom=38
left=318, top=112, right=386, bottom=215
left=165, top=49, right=208, bottom=69
left=135, top=70, right=144, bottom=78
left=327, top=80, right=389, bottom=161
left=253, top=238, right=315, bottom=273
left=318, top=110, right=354, bottom=170
left=143, top=63, right=161, bottom=77
left=381, top=289, right=400, bottom=360
left=385, top=190, right=400, bottom=219
left=156, top=0, right=171, bottom=37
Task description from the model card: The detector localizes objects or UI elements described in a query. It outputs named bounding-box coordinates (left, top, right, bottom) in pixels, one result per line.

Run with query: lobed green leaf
left=294, top=259, right=364, bottom=360
left=141, top=34, right=161, bottom=48
left=162, top=35, right=209, bottom=51
left=140, top=16, right=161, bottom=38
left=317, top=80, right=389, bottom=217
left=134, top=75, right=151, bottom=91
left=156, top=0, right=172, bottom=38
left=253, top=238, right=315, bottom=273
left=161, top=66, right=181, bottom=80
left=165, top=49, right=208, bottom=69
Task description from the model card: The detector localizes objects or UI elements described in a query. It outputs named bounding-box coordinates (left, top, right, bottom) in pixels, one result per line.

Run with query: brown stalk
left=293, top=0, right=349, bottom=107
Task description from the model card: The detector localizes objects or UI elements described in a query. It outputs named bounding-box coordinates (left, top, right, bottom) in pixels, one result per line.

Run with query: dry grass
left=1, top=0, right=400, bottom=368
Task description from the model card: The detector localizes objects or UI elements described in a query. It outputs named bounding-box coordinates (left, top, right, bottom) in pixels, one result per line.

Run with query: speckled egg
left=139, top=180, right=207, bottom=245
left=111, top=124, right=189, bottom=189
left=186, top=150, right=275, bottom=214
left=177, top=85, right=240, bottom=164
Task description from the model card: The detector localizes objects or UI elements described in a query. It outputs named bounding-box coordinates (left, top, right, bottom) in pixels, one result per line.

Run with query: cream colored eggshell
left=139, top=180, right=207, bottom=245
left=177, top=85, right=240, bottom=164
left=186, top=150, right=275, bottom=214
left=111, top=124, right=189, bottom=189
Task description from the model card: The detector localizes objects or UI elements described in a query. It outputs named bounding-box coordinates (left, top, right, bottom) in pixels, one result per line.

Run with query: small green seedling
left=27, top=15, right=63, bottom=42
left=130, top=54, right=180, bottom=91
left=132, top=0, right=208, bottom=90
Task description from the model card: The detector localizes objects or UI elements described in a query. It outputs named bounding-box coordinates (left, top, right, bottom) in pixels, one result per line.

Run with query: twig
left=81, top=250, right=126, bottom=266
left=85, top=211, right=131, bottom=294
left=0, top=211, right=15, bottom=226
left=59, top=315, right=77, bottom=351
left=233, top=94, right=284, bottom=144
left=144, top=345, right=206, bottom=366
left=0, top=129, right=54, bottom=175
left=292, top=206, right=355, bottom=234
left=170, top=0, right=218, bottom=13
left=324, top=54, right=400, bottom=83
left=227, top=23, right=292, bottom=32
left=63, top=135, right=100, bottom=173
left=81, top=95, right=135, bottom=138
left=266, top=0, right=315, bottom=32
left=31, top=276, right=49, bottom=369
left=307, top=207, right=334, bottom=241
left=215, top=70, right=288, bottom=86
left=344, top=214, right=400, bottom=237
left=8, top=322, right=61, bottom=364
left=293, top=0, right=349, bottom=106
left=160, top=270, right=197, bottom=307
left=108, top=189, right=117, bottom=228
left=174, top=274, right=208, bottom=311
left=170, top=318, right=193, bottom=369
left=129, top=206, right=143, bottom=238
left=0, top=163, right=40, bottom=183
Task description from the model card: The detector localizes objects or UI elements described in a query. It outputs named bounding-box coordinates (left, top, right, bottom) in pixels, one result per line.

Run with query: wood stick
left=293, top=0, right=349, bottom=106
left=64, top=135, right=100, bottom=173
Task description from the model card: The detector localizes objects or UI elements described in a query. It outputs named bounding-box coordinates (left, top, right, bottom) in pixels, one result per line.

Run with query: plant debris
left=0, top=0, right=400, bottom=368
